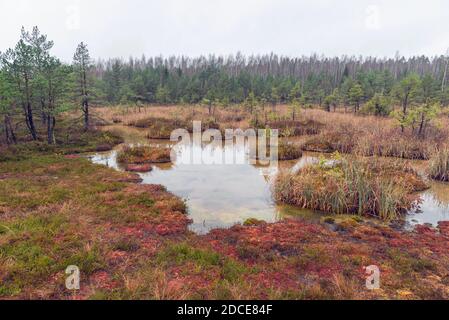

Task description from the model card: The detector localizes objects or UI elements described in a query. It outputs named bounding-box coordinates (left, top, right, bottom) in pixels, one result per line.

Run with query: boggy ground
left=95, top=105, right=449, bottom=161
left=0, top=154, right=448, bottom=300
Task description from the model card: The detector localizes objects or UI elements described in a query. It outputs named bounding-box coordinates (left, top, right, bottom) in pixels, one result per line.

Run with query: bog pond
left=90, top=126, right=449, bottom=234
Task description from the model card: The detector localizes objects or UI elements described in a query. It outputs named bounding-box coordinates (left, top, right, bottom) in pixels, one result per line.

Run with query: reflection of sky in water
left=90, top=132, right=449, bottom=234
left=407, top=182, right=449, bottom=228
left=91, top=139, right=284, bottom=234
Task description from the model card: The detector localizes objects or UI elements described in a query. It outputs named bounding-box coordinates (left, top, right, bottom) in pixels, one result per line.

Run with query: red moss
left=89, top=271, right=119, bottom=290
left=125, top=164, right=152, bottom=172
left=438, top=221, right=449, bottom=236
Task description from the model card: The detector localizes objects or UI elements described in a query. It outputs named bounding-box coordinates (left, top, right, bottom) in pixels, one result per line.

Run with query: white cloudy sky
left=1, top=0, right=448, bottom=62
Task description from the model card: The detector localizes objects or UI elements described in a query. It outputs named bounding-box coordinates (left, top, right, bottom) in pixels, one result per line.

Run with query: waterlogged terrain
left=91, top=126, right=449, bottom=234
left=2, top=124, right=449, bottom=300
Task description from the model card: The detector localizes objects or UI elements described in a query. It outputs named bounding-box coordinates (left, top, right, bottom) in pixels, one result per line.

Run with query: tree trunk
left=83, top=100, right=89, bottom=131
left=41, top=98, right=47, bottom=125
left=24, top=75, right=38, bottom=140
left=4, top=115, right=12, bottom=145
left=418, top=113, right=425, bottom=137
left=81, top=65, right=90, bottom=131
left=7, top=115, right=16, bottom=144
left=443, top=58, right=449, bottom=92
left=47, top=115, right=56, bottom=145
left=27, top=101, right=38, bottom=140
left=401, top=99, right=408, bottom=133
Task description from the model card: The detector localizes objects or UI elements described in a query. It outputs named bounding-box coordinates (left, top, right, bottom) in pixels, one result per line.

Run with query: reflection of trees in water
left=423, top=189, right=449, bottom=213
left=427, top=182, right=449, bottom=207
left=152, top=162, right=175, bottom=171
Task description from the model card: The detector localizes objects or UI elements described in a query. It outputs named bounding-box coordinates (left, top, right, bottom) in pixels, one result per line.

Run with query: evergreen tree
left=73, top=42, right=92, bottom=130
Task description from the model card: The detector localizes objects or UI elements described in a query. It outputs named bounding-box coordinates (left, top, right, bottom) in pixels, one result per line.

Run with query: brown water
left=90, top=125, right=449, bottom=234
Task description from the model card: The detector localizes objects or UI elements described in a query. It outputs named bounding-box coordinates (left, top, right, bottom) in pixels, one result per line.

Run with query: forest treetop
left=1, top=26, right=449, bottom=145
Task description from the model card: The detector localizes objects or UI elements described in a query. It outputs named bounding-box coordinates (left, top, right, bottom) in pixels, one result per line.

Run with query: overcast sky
left=1, top=0, right=448, bottom=62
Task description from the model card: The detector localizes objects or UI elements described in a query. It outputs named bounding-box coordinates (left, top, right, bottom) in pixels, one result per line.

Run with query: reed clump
left=117, top=145, right=171, bottom=165
left=274, top=156, right=425, bottom=220
left=278, top=142, right=303, bottom=161
left=429, top=147, right=449, bottom=181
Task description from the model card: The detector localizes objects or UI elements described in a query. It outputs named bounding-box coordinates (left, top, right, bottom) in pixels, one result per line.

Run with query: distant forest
left=1, top=27, right=449, bottom=145
left=94, top=53, right=449, bottom=106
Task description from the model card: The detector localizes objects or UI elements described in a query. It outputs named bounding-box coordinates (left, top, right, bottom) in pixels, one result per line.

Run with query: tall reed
left=429, top=147, right=449, bottom=181
left=274, top=157, right=421, bottom=220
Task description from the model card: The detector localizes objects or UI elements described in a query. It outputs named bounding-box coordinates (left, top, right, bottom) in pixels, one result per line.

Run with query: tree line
left=0, top=27, right=90, bottom=144
left=95, top=52, right=449, bottom=107
left=1, top=26, right=449, bottom=144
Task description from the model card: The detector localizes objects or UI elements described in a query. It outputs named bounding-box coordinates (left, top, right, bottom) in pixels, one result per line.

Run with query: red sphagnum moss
left=0, top=155, right=448, bottom=300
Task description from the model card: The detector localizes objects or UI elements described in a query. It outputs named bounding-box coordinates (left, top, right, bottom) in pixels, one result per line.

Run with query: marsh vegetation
left=1, top=26, right=449, bottom=300
left=274, top=155, right=427, bottom=220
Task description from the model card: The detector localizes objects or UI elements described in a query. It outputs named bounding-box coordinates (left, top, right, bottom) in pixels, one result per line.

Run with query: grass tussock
left=278, top=142, right=303, bottom=161
left=274, top=155, right=426, bottom=220
left=429, top=147, right=449, bottom=181
left=117, top=145, right=172, bottom=165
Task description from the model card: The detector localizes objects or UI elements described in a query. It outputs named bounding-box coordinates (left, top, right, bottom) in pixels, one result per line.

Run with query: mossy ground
left=0, top=128, right=123, bottom=162
left=0, top=152, right=448, bottom=299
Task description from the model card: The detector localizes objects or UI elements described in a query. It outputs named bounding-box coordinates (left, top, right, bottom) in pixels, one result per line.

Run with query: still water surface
left=90, top=126, right=449, bottom=234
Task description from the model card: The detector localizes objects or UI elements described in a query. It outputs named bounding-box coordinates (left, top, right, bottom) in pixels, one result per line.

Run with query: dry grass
left=93, top=106, right=449, bottom=161
left=265, top=119, right=323, bottom=137
left=429, top=147, right=449, bottom=181
left=274, top=155, right=426, bottom=220
left=93, top=105, right=250, bottom=130
left=300, top=110, right=448, bottom=160
left=117, top=145, right=172, bottom=165
left=278, top=142, right=303, bottom=161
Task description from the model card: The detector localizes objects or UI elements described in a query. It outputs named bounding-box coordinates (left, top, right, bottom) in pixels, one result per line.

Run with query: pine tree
left=73, top=42, right=92, bottom=130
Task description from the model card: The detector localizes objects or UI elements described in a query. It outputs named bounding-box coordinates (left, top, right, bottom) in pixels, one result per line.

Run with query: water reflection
left=91, top=131, right=295, bottom=234
left=406, top=181, right=449, bottom=228
left=91, top=126, right=449, bottom=233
